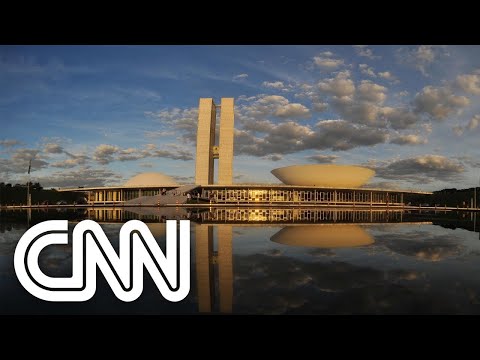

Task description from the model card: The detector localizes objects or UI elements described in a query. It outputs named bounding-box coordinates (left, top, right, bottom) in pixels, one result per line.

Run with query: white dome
left=124, top=172, right=178, bottom=187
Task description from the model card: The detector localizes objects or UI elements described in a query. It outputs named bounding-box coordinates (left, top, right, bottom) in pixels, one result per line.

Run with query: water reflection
left=0, top=208, right=479, bottom=314
left=195, top=224, right=233, bottom=313
left=271, top=225, right=374, bottom=248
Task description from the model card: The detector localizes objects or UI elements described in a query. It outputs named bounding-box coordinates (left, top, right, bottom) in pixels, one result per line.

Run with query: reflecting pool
left=0, top=207, right=479, bottom=314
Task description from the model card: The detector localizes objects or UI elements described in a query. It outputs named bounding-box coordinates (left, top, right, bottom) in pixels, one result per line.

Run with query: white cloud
left=51, top=155, right=88, bottom=168
left=313, top=56, right=345, bottom=70
left=92, top=143, right=193, bottom=164
left=396, top=45, right=447, bottom=76
left=452, top=114, right=480, bottom=136
left=319, top=51, right=334, bottom=57
left=396, top=90, right=409, bottom=97
left=93, top=144, right=119, bottom=165
left=390, top=134, right=428, bottom=145
left=313, top=102, right=328, bottom=112
left=43, top=143, right=64, bottom=154
left=467, top=114, right=480, bottom=130
left=35, top=166, right=124, bottom=188
left=353, top=45, right=380, bottom=59
left=233, top=73, right=248, bottom=81
left=318, top=71, right=355, bottom=97
left=455, top=72, right=480, bottom=94
left=357, top=80, right=387, bottom=103
left=262, top=154, right=283, bottom=161
left=274, top=103, right=310, bottom=119
left=359, top=63, right=376, bottom=77
left=378, top=71, right=399, bottom=83
left=262, top=81, right=285, bottom=89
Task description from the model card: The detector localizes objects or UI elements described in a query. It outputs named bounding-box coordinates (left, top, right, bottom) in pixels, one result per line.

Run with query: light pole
left=26, top=159, right=32, bottom=207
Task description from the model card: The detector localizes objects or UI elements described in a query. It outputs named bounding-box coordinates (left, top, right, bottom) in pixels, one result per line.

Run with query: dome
left=271, top=164, right=375, bottom=188
left=124, top=172, right=178, bottom=187
left=271, top=225, right=374, bottom=249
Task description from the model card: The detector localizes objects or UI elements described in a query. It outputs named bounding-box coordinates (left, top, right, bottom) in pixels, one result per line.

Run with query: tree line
left=0, top=182, right=85, bottom=205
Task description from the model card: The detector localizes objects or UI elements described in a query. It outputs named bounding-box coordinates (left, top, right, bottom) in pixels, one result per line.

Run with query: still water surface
left=0, top=207, right=479, bottom=314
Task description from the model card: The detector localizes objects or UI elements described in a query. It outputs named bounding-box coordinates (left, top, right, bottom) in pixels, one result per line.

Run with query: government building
left=59, top=97, right=431, bottom=206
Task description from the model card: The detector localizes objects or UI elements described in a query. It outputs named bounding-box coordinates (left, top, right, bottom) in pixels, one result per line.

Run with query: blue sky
left=1, top=45, right=480, bottom=191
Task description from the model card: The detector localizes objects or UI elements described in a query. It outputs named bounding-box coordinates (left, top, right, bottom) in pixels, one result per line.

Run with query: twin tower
left=195, top=98, right=234, bottom=185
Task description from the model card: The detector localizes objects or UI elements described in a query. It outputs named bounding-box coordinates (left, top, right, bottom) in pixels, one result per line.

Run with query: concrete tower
left=194, top=97, right=234, bottom=185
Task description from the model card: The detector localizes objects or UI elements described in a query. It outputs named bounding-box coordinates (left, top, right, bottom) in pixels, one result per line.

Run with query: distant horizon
left=1, top=45, right=479, bottom=192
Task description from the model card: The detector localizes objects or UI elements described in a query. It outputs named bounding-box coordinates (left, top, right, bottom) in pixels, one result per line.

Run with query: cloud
left=306, top=154, right=338, bottom=163
left=353, top=45, right=380, bottom=59
left=357, top=80, right=387, bottom=103
left=93, top=144, right=120, bottom=165
left=43, top=143, right=64, bottom=154
left=396, top=45, right=447, bottom=76
left=145, top=107, right=199, bottom=143
left=238, top=94, right=311, bottom=124
left=150, top=147, right=193, bottom=161
left=274, top=103, right=310, bottom=119
left=35, top=166, right=123, bottom=188
left=467, top=115, right=480, bottom=130
left=93, top=143, right=193, bottom=164
left=382, top=107, right=421, bottom=130
left=312, top=56, right=345, bottom=70
left=452, top=114, right=480, bottom=136
left=363, top=181, right=402, bottom=190
left=0, top=139, right=21, bottom=148
left=233, top=73, right=248, bottom=81
left=455, top=155, right=480, bottom=168
left=307, top=120, right=388, bottom=151
left=330, top=97, right=385, bottom=127
left=318, top=71, right=355, bottom=97
left=359, top=63, right=376, bottom=77
left=381, top=232, right=464, bottom=262
left=319, top=51, right=334, bottom=57
left=144, top=130, right=175, bottom=138
left=262, top=81, right=285, bottom=89
left=455, top=72, right=480, bottom=94
left=236, top=97, right=390, bottom=157
left=51, top=155, right=88, bottom=168
left=390, top=134, right=428, bottom=145
left=171, top=175, right=194, bottom=184
left=414, top=85, right=469, bottom=120
left=262, top=154, right=283, bottom=161
left=373, top=155, right=464, bottom=183
left=378, top=71, right=399, bottom=83
left=313, top=102, right=328, bottom=112
left=0, top=148, right=48, bottom=174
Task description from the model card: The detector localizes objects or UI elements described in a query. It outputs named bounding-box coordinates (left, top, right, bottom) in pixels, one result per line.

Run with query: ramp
left=123, top=184, right=201, bottom=206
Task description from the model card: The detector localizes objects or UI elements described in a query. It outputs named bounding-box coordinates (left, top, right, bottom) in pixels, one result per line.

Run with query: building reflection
left=194, top=208, right=408, bottom=224
left=195, top=224, right=233, bottom=313
left=271, top=225, right=374, bottom=248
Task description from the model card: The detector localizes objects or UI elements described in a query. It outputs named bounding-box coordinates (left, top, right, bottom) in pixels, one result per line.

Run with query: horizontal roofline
left=58, top=183, right=433, bottom=195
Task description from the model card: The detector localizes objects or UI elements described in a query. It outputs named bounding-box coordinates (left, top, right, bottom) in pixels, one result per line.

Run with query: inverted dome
left=271, top=164, right=375, bottom=188
left=124, top=172, right=178, bottom=187
left=271, top=225, right=374, bottom=249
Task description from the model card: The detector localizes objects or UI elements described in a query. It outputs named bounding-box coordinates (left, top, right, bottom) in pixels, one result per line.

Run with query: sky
left=1, top=45, right=480, bottom=191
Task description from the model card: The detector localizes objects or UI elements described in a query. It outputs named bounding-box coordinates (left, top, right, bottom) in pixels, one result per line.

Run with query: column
left=218, top=98, right=234, bottom=185
left=195, top=98, right=216, bottom=185
left=217, top=224, right=233, bottom=313
left=195, top=224, right=214, bottom=313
